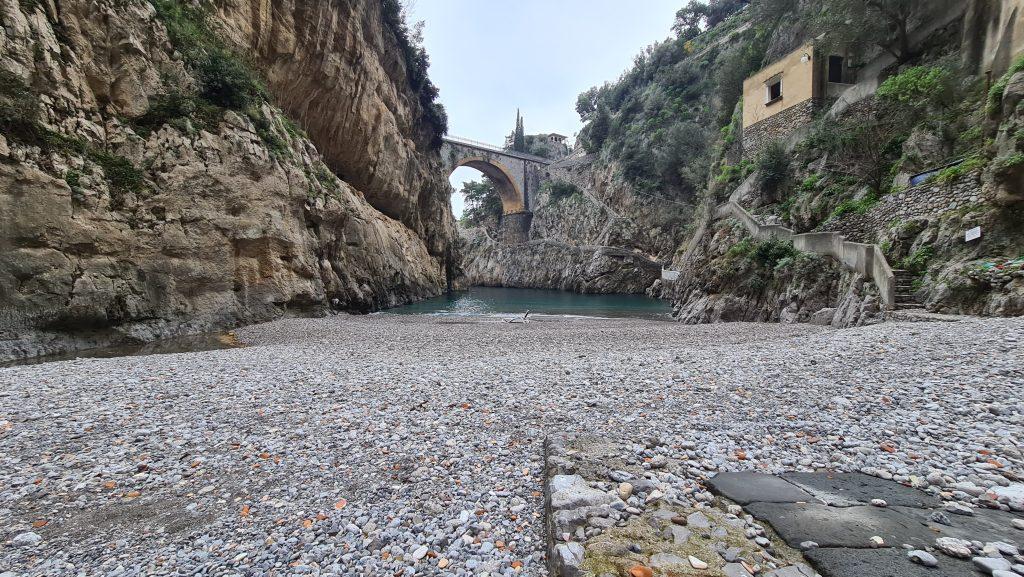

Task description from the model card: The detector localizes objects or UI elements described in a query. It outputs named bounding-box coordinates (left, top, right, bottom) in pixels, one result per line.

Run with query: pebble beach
left=1, top=314, right=1022, bottom=576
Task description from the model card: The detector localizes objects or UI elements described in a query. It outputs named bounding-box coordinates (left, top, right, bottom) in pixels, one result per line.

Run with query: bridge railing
left=442, top=135, right=553, bottom=164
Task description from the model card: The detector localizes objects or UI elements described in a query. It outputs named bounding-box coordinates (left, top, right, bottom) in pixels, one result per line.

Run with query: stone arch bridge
left=441, top=136, right=552, bottom=243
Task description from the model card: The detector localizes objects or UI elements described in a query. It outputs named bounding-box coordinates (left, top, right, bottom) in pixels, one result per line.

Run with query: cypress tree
left=513, top=109, right=526, bottom=152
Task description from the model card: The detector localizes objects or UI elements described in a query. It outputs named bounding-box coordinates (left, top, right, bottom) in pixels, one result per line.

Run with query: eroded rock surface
left=0, top=0, right=454, bottom=360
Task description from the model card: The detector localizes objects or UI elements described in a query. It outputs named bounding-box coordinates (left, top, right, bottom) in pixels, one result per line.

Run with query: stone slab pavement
left=708, top=471, right=1024, bottom=577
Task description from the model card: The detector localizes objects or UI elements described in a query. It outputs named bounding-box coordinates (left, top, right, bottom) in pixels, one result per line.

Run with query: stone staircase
left=893, top=269, right=922, bottom=309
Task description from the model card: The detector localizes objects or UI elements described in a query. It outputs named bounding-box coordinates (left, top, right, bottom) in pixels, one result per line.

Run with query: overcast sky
left=405, top=0, right=682, bottom=217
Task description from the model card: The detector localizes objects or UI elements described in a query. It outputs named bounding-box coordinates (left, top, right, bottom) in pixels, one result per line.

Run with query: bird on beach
left=504, top=310, right=531, bottom=324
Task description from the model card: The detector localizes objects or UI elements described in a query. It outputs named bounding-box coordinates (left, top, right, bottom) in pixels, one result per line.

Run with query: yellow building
left=741, top=44, right=852, bottom=157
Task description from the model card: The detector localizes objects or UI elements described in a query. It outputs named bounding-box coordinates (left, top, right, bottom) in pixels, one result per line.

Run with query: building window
left=828, top=55, right=845, bottom=83
left=766, top=76, right=783, bottom=104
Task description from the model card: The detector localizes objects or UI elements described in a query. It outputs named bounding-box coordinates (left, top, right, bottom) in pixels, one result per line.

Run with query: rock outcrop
left=0, top=0, right=454, bottom=361
left=457, top=153, right=687, bottom=295
left=459, top=229, right=661, bottom=295
left=212, top=0, right=453, bottom=252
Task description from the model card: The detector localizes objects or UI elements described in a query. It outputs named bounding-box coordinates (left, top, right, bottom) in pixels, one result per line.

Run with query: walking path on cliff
left=0, top=315, right=1021, bottom=576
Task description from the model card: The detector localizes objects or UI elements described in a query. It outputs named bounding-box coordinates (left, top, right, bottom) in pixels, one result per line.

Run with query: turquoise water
left=387, top=287, right=672, bottom=319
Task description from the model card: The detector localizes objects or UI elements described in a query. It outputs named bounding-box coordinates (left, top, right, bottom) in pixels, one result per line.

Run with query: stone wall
left=500, top=212, right=533, bottom=244
left=818, top=171, right=988, bottom=243
left=742, top=99, right=819, bottom=159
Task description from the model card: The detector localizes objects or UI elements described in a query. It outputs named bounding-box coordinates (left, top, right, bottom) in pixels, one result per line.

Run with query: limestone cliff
left=458, top=152, right=687, bottom=295
left=0, top=0, right=454, bottom=361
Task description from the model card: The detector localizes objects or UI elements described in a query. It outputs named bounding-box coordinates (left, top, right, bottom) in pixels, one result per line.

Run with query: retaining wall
left=819, top=171, right=987, bottom=242
left=716, top=201, right=896, bottom=308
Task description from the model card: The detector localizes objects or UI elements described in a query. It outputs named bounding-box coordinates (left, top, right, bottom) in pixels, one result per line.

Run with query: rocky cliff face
left=212, top=0, right=453, bottom=253
left=458, top=153, right=688, bottom=295
left=0, top=0, right=454, bottom=361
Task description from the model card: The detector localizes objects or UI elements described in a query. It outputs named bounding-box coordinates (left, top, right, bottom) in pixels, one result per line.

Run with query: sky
left=405, top=0, right=682, bottom=217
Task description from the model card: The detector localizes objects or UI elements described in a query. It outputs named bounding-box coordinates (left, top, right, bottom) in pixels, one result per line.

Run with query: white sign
left=965, top=226, right=982, bottom=242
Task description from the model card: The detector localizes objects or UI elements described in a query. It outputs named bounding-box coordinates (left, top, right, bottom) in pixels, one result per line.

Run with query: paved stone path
left=708, top=472, right=1024, bottom=577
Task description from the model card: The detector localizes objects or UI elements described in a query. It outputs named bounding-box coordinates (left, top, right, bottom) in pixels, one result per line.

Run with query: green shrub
left=381, top=0, right=447, bottom=145
left=756, top=141, right=790, bottom=196
left=544, top=180, right=580, bottom=203
left=988, top=54, right=1024, bottom=114
left=150, top=1, right=266, bottom=115
left=64, top=169, right=81, bottom=188
left=995, top=153, right=1024, bottom=174
left=0, top=70, right=48, bottom=146
left=829, top=190, right=880, bottom=220
left=715, top=160, right=754, bottom=184
left=89, top=151, right=146, bottom=195
left=312, top=162, right=340, bottom=192
left=877, top=66, right=954, bottom=114
left=248, top=111, right=289, bottom=158
left=798, top=173, right=821, bottom=193
left=196, top=49, right=266, bottom=111
left=725, top=237, right=755, bottom=260
left=133, top=92, right=222, bottom=135
left=898, top=245, right=934, bottom=276
left=936, top=155, right=987, bottom=184
left=752, top=238, right=798, bottom=269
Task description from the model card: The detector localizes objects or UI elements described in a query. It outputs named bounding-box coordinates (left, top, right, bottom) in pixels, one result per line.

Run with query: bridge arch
left=450, top=156, right=525, bottom=214
left=440, top=136, right=552, bottom=243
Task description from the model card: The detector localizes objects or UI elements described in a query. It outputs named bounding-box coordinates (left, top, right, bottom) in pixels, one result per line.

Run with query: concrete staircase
left=892, top=269, right=923, bottom=310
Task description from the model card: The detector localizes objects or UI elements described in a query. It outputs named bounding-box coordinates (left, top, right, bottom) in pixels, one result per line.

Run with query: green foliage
left=89, top=149, right=148, bottom=207
left=460, top=179, right=502, bottom=227
left=726, top=237, right=799, bottom=270
left=672, top=0, right=748, bottom=41
left=543, top=180, right=580, bottom=204
left=995, top=153, right=1024, bottom=173
left=149, top=0, right=264, bottom=121
left=0, top=70, right=49, bottom=146
left=756, top=141, right=790, bottom=197
left=898, top=245, right=934, bottom=276
left=381, top=0, right=447, bottom=145
left=573, top=7, right=765, bottom=196
left=579, top=104, right=610, bottom=153
left=0, top=69, right=149, bottom=207
left=512, top=111, right=526, bottom=153
left=936, top=155, right=987, bottom=184
left=132, top=92, right=221, bottom=135
left=752, top=238, right=799, bottom=269
left=988, top=54, right=1024, bottom=114
left=715, top=159, right=754, bottom=184
left=877, top=66, right=955, bottom=114
left=798, top=174, right=822, bottom=193
left=306, top=161, right=341, bottom=197
left=195, top=48, right=266, bottom=111
left=64, top=169, right=81, bottom=188
left=798, top=0, right=955, bottom=64
left=247, top=111, right=289, bottom=158
left=804, top=117, right=907, bottom=194
left=715, top=37, right=767, bottom=126
left=829, top=191, right=880, bottom=220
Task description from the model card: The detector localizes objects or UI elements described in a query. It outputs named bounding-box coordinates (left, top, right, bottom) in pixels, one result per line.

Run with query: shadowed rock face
left=213, top=0, right=454, bottom=255
left=0, top=0, right=454, bottom=361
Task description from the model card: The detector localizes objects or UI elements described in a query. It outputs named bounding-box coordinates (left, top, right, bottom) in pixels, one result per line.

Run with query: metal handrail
left=442, top=135, right=553, bottom=164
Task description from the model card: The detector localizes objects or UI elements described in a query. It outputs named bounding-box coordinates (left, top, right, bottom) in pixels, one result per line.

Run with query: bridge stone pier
left=441, top=136, right=552, bottom=244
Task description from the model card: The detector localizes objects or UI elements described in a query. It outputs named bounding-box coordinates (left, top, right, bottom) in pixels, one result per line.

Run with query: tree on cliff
left=795, top=0, right=956, bottom=64
left=673, top=0, right=749, bottom=40
left=461, top=178, right=503, bottom=230
left=381, top=0, right=448, bottom=146
left=512, top=110, right=526, bottom=153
